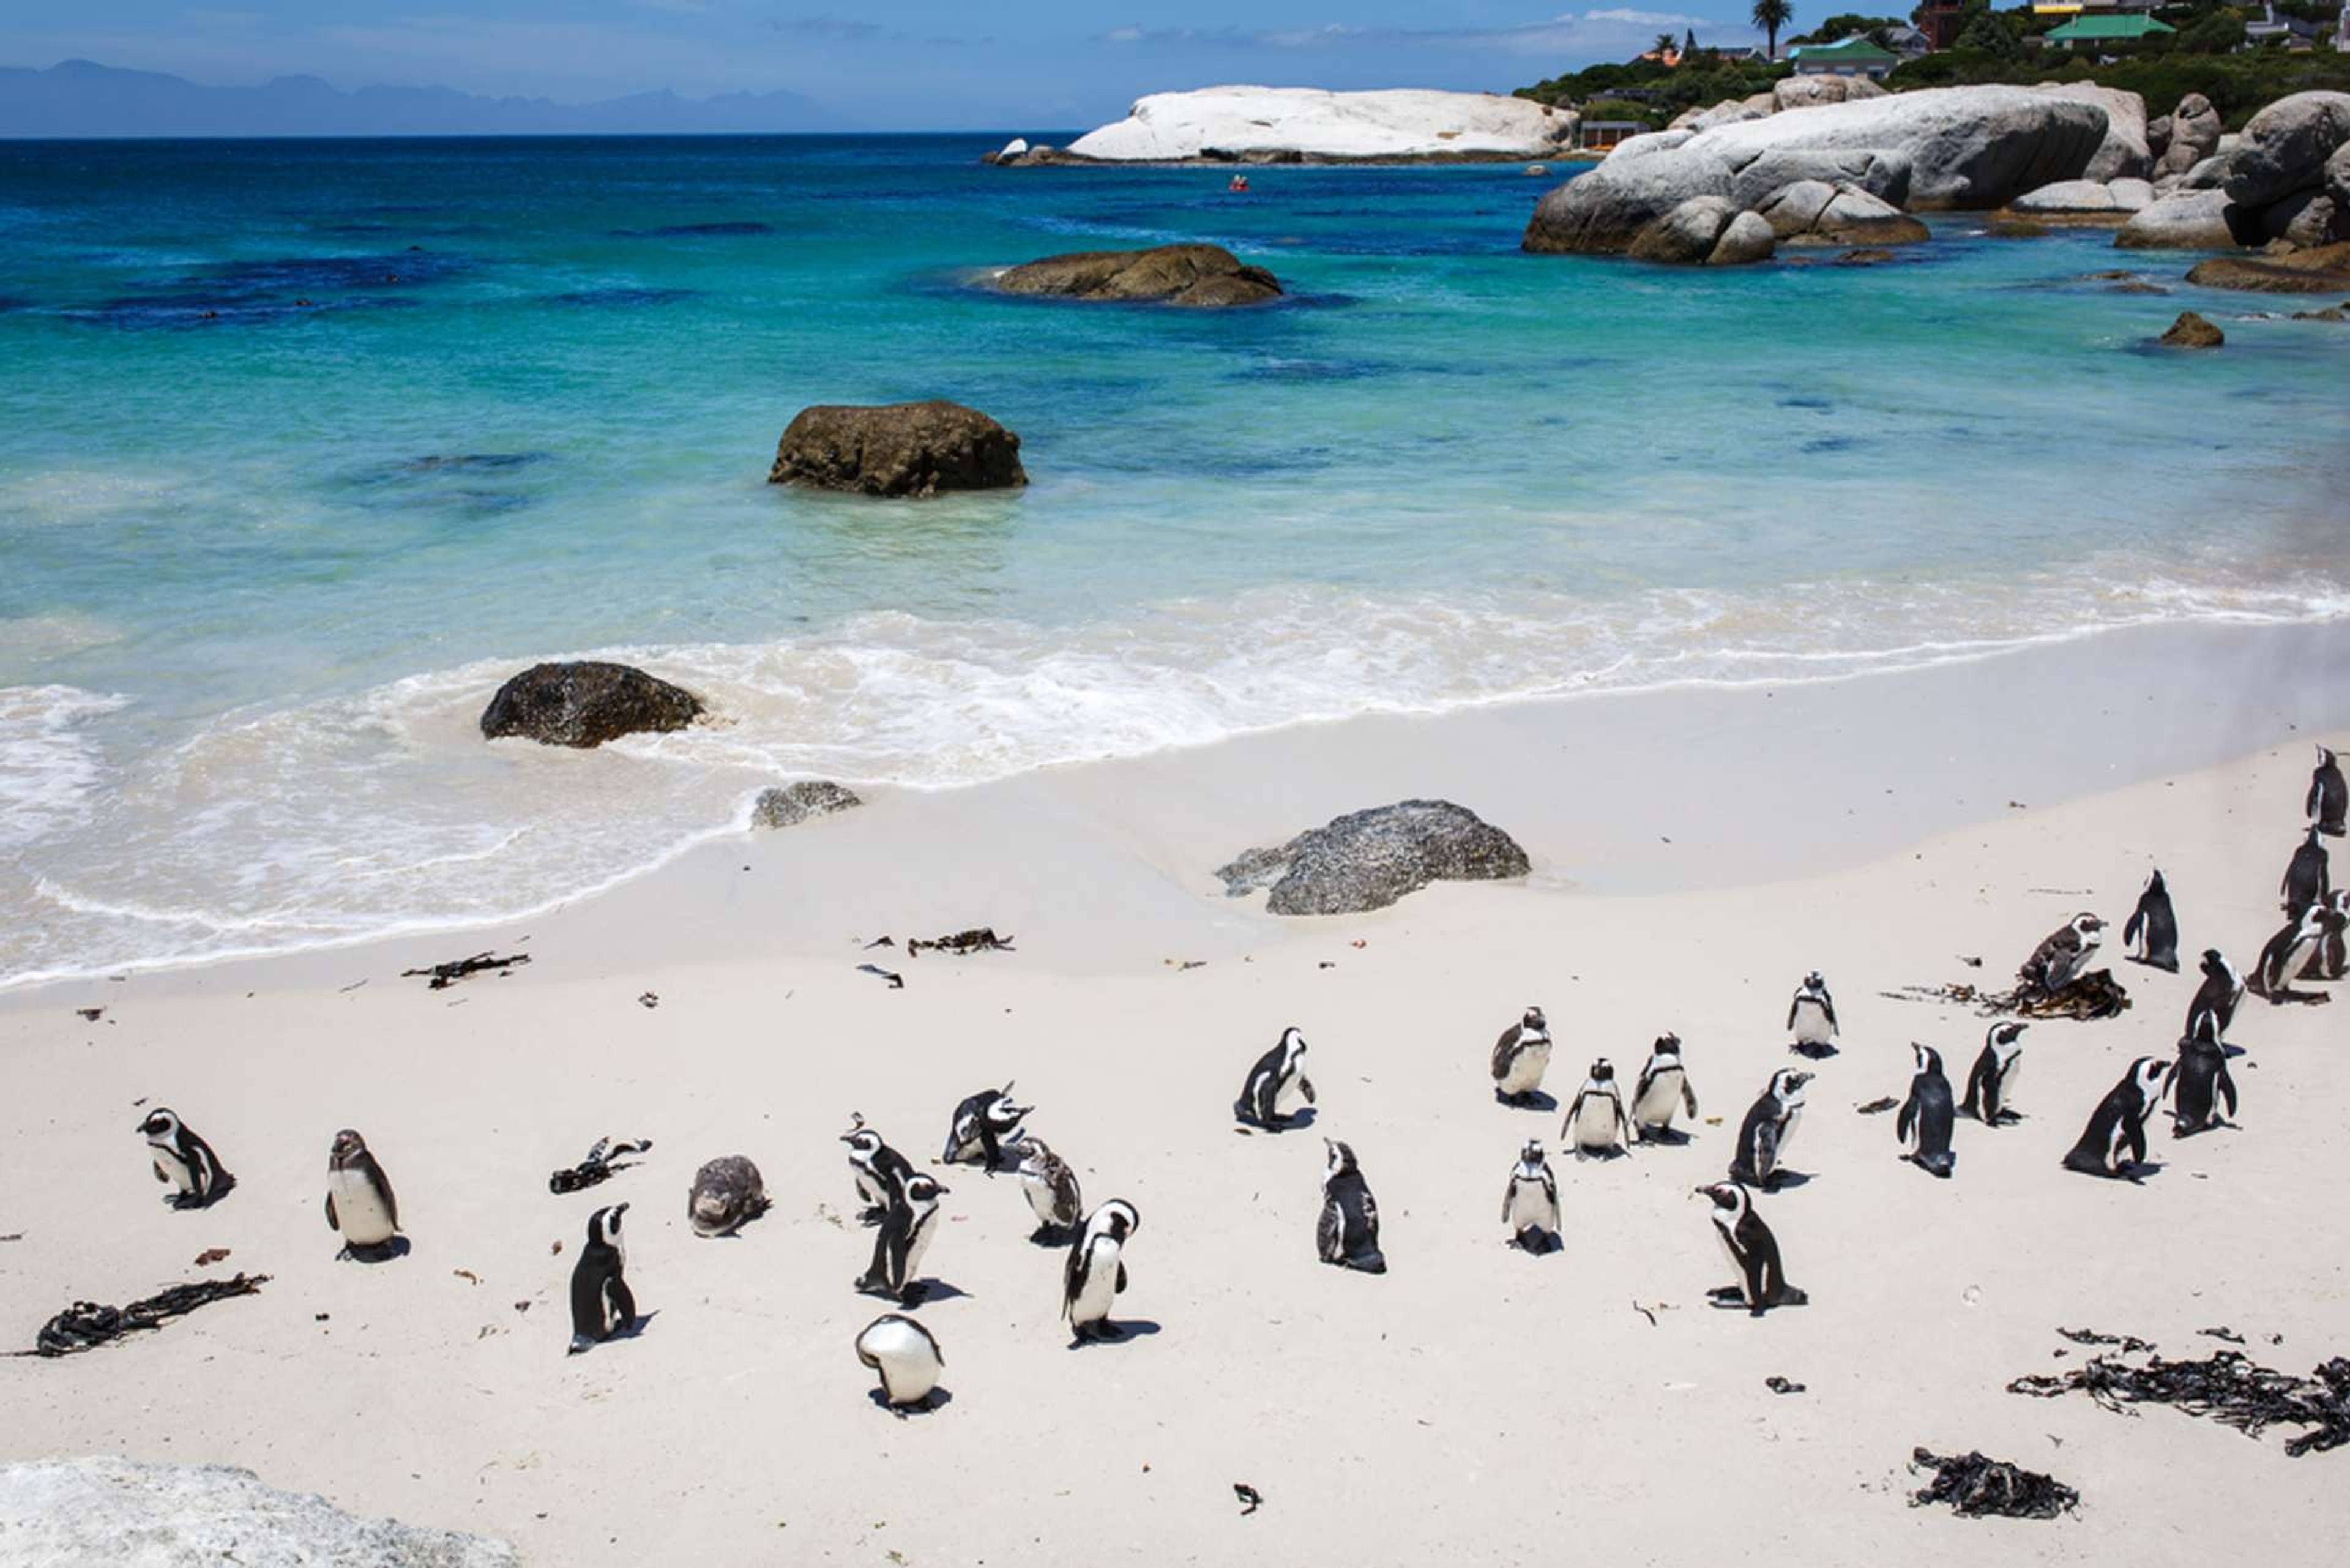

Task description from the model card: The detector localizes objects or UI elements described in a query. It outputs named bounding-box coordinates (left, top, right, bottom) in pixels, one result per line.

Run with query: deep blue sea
left=2, top=133, right=2344, bottom=985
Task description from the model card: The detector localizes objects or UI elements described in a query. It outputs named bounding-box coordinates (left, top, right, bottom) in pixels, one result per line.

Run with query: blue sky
left=11, top=3, right=1767, bottom=128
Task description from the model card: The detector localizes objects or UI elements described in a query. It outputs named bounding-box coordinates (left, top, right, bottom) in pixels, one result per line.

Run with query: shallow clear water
left=2, top=133, right=2344, bottom=985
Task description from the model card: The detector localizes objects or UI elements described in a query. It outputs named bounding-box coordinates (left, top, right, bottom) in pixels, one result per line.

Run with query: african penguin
left=687, top=1155, right=769, bottom=1238
left=2252, top=902, right=2339, bottom=1000
left=2122, top=869, right=2179, bottom=972
left=2020, top=913, right=2104, bottom=996
left=841, top=1116, right=914, bottom=1225
left=1961, top=1020, right=2027, bottom=1126
left=1316, top=1140, right=1385, bottom=1274
left=567, top=1203, right=636, bottom=1354
left=1500, top=1139, right=1560, bottom=1253
left=1490, top=1007, right=1553, bottom=1106
left=2059, top=1058, right=2169, bottom=1181
left=1062, top=1198, right=1140, bottom=1342
left=2167, top=1033, right=2238, bottom=1138
left=1234, top=1026, right=1316, bottom=1130
left=2310, top=744, right=2347, bottom=838
left=1895, top=1043, right=1957, bottom=1179
left=2283, top=826, right=2330, bottom=915
left=138, top=1108, right=229, bottom=1209
left=1559, top=1058, right=1634, bottom=1159
left=856, top=1313, right=944, bottom=1411
left=941, top=1083, right=1031, bottom=1171
left=1728, top=1069, right=1809, bottom=1191
left=1786, top=972, right=1838, bottom=1058
left=858, top=1171, right=948, bottom=1305
left=1011, top=1132, right=1083, bottom=1244
left=1696, top=1181, right=1807, bottom=1316
left=1630, top=1032, right=1699, bottom=1142
left=2304, top=889, right=2350, bottom=982
left=323, top=1129, right=400, bottom=1255
left=2184, top=949, right=2244, bottom=1045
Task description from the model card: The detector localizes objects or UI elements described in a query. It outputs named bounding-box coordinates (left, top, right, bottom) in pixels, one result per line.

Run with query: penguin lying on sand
left=942, top=1083, right=1031, bottom=1171
left=2059, top=1058, right=2169, bottom=1181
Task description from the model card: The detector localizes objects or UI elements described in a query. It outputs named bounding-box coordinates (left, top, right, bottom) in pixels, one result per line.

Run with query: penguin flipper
left=152, top=1160, right=168, bottom=1185
left=607, top=1275, right=636, bottom=1334
left=1682, top=1081, right=1699, bottom=1119
left=2124, top=905, right=2145, bottom=947
left=1315, top=1200, right=1342, bottom=1264
left=2125, top=1114, right=2149, bottom=1170
left=1820, top=995, right=1838, bottom=1032
left=325, top=1191, right=339, bottom=1231
left=1754, top=1120, right=1781, bottom=1181
left=1896, top=1092, right=1919, bottom=1149
left=2218, top=1067, right=2239, bottom=1119
left=1115, top=1261, right=1127, bottom=1294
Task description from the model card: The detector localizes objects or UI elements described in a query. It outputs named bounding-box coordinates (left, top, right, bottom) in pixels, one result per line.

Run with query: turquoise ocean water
left=2, top=133, right=2345, bottom=986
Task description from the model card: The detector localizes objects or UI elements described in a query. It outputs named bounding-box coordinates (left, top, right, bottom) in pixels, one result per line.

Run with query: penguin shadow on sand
left=337, top=1235, right=411, bottom=1265
left=1495, top=1088, right=1558, bottom=1114
left=1066, top=1318, right=1160, bottom=1351
left=1231, top=1107, right=1315, bottom=1137
left=868, top=1385, right=953, bottom=1417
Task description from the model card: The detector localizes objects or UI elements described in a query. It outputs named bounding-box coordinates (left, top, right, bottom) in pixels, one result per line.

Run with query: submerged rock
left=769, top=401, right=1027, bottom=498
left=0, top=1455, right=520, bottom=1566
left=480, top=660, right=703, bottom=749
left=750, top=779, right=862, bottom=829
left=2159, top=310, right=2224, bottom=348
left=995, top=244, right=1281, bottom=307
left=2184, top=242, right=2350, bottom=293
left=1217, top=799, right=1531, bottom=916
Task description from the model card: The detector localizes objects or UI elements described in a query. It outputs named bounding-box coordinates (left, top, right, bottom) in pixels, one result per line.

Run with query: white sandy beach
left=4, top=616, right=2349, bottom=1564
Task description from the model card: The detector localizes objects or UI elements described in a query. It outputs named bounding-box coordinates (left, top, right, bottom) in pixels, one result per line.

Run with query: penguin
left=857, top=1171, right=948, bottom=1305
left=567, top=1203, right=636, bottom=1354
left=2304, top=889, right=2350, bottom=982
left=2059, top=1058, right=2169, bottom=1181
left=1499, top=1139, right=1560, bottom=1253
left=1786, top=972, right=1838, bottom=1058
left=1234, top=1026, right=1316, bottom=1130
left=1011, top=1132, right=1083, bottom=1243
left=855, top=1313, right=944, bottom=1411
left=1559, top=1058, right=1634, bottom=1159
left=323, top=1128, right=400, bottom=1255
left=1315, top=1139, right=1385, bottom=1274
left=138, top=1108, right=229, bottom=1209
left=2282, top=826, right=2330, bottom=914
left=2184, top=948, right=2244, bottom=1045
left=1062, top=1198, right=1140, bottom=1342
left=1695, top=1181, right=1807, bottom=1316
left=2167, top=1032, right=2238, bottom=1137
left=1961, top=1020, right=2027, bottom=1126
left=941, top=1083, right=1031, bottom=1171
left=2310, top=744, right=2346, bottom=838
left=2122, top=869, right=2179, bottom=972
left=841, top=1116, right=914, bottom=1225
left=1630, top=1032, right=1699, bottom=1142
left=2020, top=913, right=2105, bottom=996
left=687, top=1155, right=769, bottom=1238
left=1895, top=1043, right=1957, bottom=1179
left=2253, top=902, right=2340, bottom=1000
left=1728, top=1068, right=1809, bottom=1191
left=1489, top=1006, right=1553, bottom=1106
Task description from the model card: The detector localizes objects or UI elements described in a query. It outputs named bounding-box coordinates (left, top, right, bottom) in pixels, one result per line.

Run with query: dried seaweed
left=1856, top=1097, right=1899, bottom=1115
left=24, top=1274, right=270, bottom=1357
left=1884, top=971, right=2129, bottom=1021
left=2010, top=1341, right=2350, bottom=1457
left=402, top=950, right=530, bottom=989
left=1909, top=1447, right=2078, bottom=1519
left=905, top=927, right=1013, bottom=958
left=1766, top=1376, right=1807, bottom=1395
left=856, top=963, right=905, bottom=989
left=546, top=1136, right=652, bottom=1195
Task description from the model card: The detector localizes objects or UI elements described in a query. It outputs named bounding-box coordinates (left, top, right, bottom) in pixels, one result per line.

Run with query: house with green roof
left=2045, top=13, right=2176, bottom=47
left=1786, top=35, right=1903, bottom=79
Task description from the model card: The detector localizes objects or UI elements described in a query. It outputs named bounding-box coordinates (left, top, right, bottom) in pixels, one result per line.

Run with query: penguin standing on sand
left=1062, top=1198, right=1140, bottom=1342
left=1630, top=1032, right=1699, bottom=1141
left=841, top=1116, right=914, bottom=1225
left=1500, top=1140, right=1560, bottom=1253
left=138, top=1109, right=229, bottom=1209
left=2304, top=889, right=2350, bottom=981
left=2020, top=913, right=2105, bottom=996
left=2253, top=901, right=2341, bottom=999
left=567, top=1204, right=635, bottom=1354
left=2123, top=869, right=2179, bottom=972
left=855, top=1313, right=944, bottom=1411
left=1235, top=1027, right=1316, bottom=1130
left=1786, top=972, right=1838, bottom=1058
left=2168, top=1033, right=2238, bottom=1137
left=1560, top=1059, right=1635, bottom=1158
left=1490, top=1007, right=1553, bottom=1106
left=859, top=1172, right=948, bottom=1305
left=2185, top=949, right=2244, bottom=1044
left=1696, top=1181, right=1807, bottom=1316
left=941, top=1083, right=1031, bottom=1171
left=2283, top=827, right=2330, bottom=914
left=324, top=1129, right=400, bottom=1256
left=1895, top=1043, right=1958, bottom=1179
left=1012, top=1132, right=1083, bottom=1243
left=2060, top=1058, right=2169, bottom=1181
left=1961, top=1021, right=2027, bottom=1125
left=2309, top=744, right=2346, bottom=837
left=1729, top=1069, right=1809, bottom=1191
left=1316, top=1140, right=1385, bottom=1274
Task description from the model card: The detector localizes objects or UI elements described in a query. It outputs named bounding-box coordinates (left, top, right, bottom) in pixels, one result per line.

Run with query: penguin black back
left=568, top=1203, right=635, bottom=1353
left=2123, top=869, right=2179, bottom=972
left=2283, top=827, right=2330, bottom=914
left=1896, top=1043, right=1957, bottom=1178
left=2168, top=1034, right=2238, bottom=1137
left=2061, top=1059, right=2168, bottom=1180
left=2310, top=745, right=2346, bottom=837
left=1316, top=1140, right=1384, bottom=1274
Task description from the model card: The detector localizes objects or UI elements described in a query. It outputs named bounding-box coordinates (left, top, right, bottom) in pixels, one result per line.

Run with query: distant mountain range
left=0, top=59, right=844, bottom=138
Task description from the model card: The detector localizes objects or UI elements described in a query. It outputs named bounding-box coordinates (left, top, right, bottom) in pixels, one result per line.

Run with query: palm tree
left=1654, top=31, right=1680, bottom=57
left=1751, top=0, right=1794, bottom=58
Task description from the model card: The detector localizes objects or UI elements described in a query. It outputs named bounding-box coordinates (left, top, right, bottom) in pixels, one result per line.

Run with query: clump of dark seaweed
left=2011, top=1333, right=2350, bottom=1457
left=547, top=1136, right=652, bottom=1195
left=1883, top=973, right=2129, bottom=1021
left=26, top=1274, right=270, bottom=1357
left=1909, top=1447, right=2078, bottom=1519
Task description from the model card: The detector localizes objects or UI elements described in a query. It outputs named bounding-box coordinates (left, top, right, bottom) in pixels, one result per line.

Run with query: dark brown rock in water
left=2111, top=280, right=2170, bottom=295
left=1217, top=799, right=1530, bottom=916
left=769, top=401, right=1026, bottom=498
left=1987, top=217, right=2051, bottom=238
left=2292, top=304, right=2349, bottom=321
left=2160, top=310, right=2224, bottom=349
left=2184, top=242, right=2350, bottom=294
left=750, top=780, right=862, bottom=829
left=996, top=244, right=1282, bottom=307
left=480, top=661, right=702, bottom=748
left=1835, top=248, right=1898, bottom=266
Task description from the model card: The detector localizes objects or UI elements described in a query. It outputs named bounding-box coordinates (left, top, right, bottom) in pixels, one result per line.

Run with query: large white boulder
left=1066, top=86, right=1576, bottom=161
left=1774, top=76, right=1887, bottom=113
left=2031, top=83, right=2149, bottom=182
left=2113, top=188, right=2249, bottom=250
left=2153, top=93, right=2223, bottom=181
left=2011, top=177, right=2152, bottom=215
left=1523, top=138, right=1739, bottom=253
left=2222, top=91, right=2350, bottom=210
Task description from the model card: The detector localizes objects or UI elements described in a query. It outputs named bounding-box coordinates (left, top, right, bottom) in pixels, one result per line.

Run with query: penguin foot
left=898, top=1283, right=928, bottom=1308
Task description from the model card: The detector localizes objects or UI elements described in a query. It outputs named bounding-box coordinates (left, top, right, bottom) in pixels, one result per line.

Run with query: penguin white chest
left=1497, top=1040, right=1551, bottom=1096
left=1571, top=1095, right=1619, bottom=1150
left=1505, top=1177, right=1556, bottom=1233
left=1994, top=1057, right=2021, bottom=1113
left=1070, top=1238, right=1122, bottom=1326
left=1021, top=1171, right=1059, bottom=1225
left=1633, top=1069, right=1682, bottom=1128
left=901, top=1209, right=939, bottom=1283
left=1792, top=1001, right=1830, bottom=1045
left=860, top=1320, right=940, bottom=1405
left=330, top=1167, right=397, bottom=1246
left=1712, top=1220, right=1751, bottom=1301
left=1777, top=1105, right=1804, bottom=1155
left=151, top=1143, right=193, bottom=1194
left=1274, top=1070, right=1306, bottom=1113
